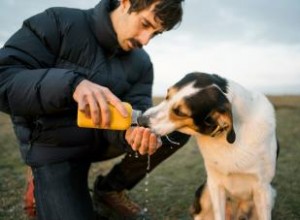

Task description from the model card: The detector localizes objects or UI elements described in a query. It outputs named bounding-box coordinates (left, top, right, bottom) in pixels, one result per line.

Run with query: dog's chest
left=196, top=138, right=258, bottom=175
left=197, top=139, right=260, bottom=199
left=223, top=173, right=256, bottom=200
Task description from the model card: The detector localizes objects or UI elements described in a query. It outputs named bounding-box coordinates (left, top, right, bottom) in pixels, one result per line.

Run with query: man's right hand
left=73, top=79, right=128, bottom=127
left=125, top=127, right=162, bottom=155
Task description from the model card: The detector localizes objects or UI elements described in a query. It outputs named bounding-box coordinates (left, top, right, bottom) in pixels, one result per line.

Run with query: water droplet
left=146, top=154, right=151, bottom=171
left=135, top=151, right=139, bottom=158
left=142, top=155, right=151, bottom=216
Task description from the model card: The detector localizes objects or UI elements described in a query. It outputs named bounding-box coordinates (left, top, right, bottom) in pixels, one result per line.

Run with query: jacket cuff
left=70, top=74, right=86, bottom=94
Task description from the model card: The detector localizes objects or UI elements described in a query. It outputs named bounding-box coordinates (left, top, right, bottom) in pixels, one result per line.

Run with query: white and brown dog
left=138, top=72, right=278, bottom=220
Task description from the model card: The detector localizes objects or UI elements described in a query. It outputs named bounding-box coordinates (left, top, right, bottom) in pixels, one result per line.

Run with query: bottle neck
left=131, top=110, right=142, bottom=126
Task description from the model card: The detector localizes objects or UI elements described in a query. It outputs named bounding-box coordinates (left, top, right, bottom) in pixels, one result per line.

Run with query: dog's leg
left=253, top=183, right=274, bottom=220
left=235, top=199, right=255, bottom=220
left=207, top=175, right=226, bottom=220
left=191, top=182, right=216, bottom=220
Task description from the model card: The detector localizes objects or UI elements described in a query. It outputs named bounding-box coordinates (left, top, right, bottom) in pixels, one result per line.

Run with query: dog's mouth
left=137, top=115, right=150, bottom=128
left=210, top=122, right=229, bottom=137
left=209, top=121, right=236, bottom=144
left=137, top=114, right=178, bottom=136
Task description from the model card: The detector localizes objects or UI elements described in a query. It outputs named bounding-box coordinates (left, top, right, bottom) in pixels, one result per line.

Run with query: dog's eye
left=165, top=89, right=170, bottom=100
left=172, top=107, right=187, bottom=117
left=204, top=115, right=215, bottom=126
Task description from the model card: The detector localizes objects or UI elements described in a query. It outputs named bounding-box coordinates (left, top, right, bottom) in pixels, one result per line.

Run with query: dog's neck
left=226, top=80, right=257, bottom=122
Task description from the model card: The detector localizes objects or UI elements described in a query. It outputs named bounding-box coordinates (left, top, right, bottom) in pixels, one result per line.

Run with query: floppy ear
left=226, top=125, right=236, bottom=144
left=210, top=108, right=236, bottom=144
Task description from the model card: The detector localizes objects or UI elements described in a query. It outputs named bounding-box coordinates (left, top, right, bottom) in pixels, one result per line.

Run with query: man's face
left=111, top=0, right=164, bottom=51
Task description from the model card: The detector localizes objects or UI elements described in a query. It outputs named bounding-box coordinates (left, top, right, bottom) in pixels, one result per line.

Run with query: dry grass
left=0, top=95, right=300, bottom=219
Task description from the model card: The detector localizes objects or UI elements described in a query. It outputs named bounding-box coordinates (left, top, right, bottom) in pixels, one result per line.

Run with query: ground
left=0, top=96, right=300, bottom=220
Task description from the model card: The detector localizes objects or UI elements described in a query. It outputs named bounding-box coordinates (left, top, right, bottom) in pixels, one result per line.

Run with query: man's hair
left=111, top=0, right=184, bottom=31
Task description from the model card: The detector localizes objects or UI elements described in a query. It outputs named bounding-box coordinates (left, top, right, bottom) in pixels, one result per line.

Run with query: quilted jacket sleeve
left=0, top=9, right=84, bottom=115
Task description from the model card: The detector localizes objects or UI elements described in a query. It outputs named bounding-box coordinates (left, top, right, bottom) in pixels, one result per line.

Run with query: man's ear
left=119, top=0, right=131, bottom=12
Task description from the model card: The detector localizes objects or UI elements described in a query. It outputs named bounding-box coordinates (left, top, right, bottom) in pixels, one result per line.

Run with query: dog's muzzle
left=137, top=115, right=150, bottom=127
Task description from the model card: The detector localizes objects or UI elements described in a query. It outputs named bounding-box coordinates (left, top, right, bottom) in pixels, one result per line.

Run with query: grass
left=0, top=95, right=300, bottom=219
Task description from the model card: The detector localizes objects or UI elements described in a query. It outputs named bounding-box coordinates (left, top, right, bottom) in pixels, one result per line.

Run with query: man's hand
left=73, top=79, right=128, bottom=127
left=125, top=127, right=162, bottom=155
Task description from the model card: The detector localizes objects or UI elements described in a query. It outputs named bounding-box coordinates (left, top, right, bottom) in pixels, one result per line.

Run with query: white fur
left=143, top=78, right=277, bottom=220
left=198, top=80, right=277, bottom=220
left=145, top=82, right=200, bottom=135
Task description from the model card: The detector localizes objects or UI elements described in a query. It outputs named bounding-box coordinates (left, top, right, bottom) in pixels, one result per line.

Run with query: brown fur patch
left=166, top=87, right=178, bottom=100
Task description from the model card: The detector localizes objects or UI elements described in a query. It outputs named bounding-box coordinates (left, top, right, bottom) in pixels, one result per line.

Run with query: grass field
left=0, top=96, right=300, bottom=220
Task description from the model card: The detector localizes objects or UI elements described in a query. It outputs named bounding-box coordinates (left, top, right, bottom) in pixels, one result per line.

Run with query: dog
left=138, top=72, right=278, bottom=220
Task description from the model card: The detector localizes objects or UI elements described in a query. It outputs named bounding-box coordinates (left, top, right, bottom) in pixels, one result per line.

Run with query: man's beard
left=129, top=38, right=142, bottom=49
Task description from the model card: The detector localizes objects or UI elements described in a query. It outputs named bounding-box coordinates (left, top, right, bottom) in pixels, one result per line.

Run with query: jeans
left=32, top=160, right=95, bottom=220
left=31, top=131, right=190, bottom=219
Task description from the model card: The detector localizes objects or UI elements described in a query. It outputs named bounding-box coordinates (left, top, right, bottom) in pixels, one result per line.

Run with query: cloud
left=146, top=33, right=300, bottom=95
left=144, top=0, right=300, bottom=95
left=0, top=0, right=299, bottom=95
left=180, top=0, right=300, bottom=45
left=0, top=0, right=98, bottom=46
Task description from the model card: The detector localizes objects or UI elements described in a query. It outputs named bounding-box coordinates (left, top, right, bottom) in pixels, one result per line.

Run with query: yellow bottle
left=77, top=102, right=141, bottom=130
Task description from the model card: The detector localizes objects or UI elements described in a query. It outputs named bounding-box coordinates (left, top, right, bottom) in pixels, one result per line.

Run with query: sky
left=0, top=0, right=299, bottom=96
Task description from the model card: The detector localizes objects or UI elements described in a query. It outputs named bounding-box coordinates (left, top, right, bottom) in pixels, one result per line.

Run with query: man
left=0, top=0, right=189, bottom=219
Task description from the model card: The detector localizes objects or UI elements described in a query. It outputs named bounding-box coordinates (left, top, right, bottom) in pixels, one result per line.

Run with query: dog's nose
left=137, top=115, right=150, bottom=127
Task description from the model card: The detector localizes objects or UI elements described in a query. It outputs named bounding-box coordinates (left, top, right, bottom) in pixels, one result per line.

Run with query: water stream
left=127, top=135, right=180, bottom=218
left=143, top=154, right=151, bottom=214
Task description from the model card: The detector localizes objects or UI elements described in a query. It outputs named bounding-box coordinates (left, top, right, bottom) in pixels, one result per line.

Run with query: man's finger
left=129, top=128, right=138, bottom=151
left=132, top=128, right=144, bottom=151
left=87, top=94, right=100, bottom=126
left=139, top=128, right=151, bottom=155
left=93, top=89, right=111, bottom=128
left=148, top=133, right=159, bottom=155
left=106, top=91, right=128, bottom=117
left=84, top=104, right=91, bottom=118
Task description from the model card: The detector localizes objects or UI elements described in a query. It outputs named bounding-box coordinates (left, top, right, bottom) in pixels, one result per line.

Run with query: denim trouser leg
left=32, top=160, right=95, bottom=220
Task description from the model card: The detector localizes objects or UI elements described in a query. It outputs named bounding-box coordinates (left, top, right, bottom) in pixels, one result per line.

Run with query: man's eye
left=152, top=31, right=162, bottom=38
left=142, top=21, right=149, bottom=28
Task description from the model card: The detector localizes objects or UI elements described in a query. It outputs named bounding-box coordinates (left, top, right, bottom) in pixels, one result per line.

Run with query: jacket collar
left=91, top=0, right=124, bottom=55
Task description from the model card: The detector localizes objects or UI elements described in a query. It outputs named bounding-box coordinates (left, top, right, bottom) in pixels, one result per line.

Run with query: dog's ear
left=226, top=125, right=236, bottom=144
left=209, top=108, right=236, bottom=144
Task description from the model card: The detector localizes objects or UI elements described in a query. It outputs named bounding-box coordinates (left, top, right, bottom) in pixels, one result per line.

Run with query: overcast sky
left=1, top=0, right=299, bottom=95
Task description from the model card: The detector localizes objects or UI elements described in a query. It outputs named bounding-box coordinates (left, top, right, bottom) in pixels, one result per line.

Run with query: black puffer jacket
left=0, top=0, right=153, bottom=165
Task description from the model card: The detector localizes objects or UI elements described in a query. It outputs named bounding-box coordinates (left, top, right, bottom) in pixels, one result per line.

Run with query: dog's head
left=139, top=72, right=236, bottom=143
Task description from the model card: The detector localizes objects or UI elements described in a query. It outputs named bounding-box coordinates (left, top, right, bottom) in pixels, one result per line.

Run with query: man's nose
left=138, top=31, right=153, bottom=46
